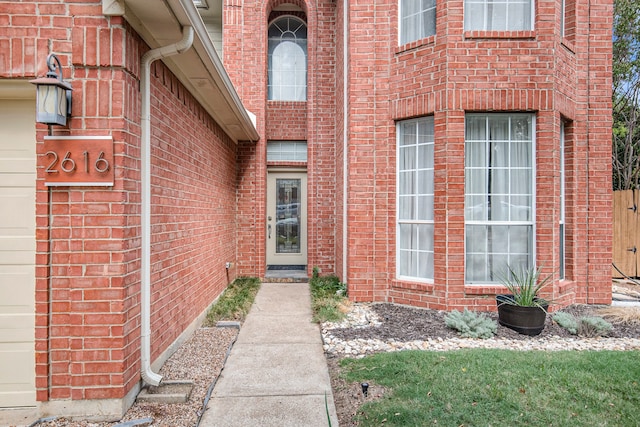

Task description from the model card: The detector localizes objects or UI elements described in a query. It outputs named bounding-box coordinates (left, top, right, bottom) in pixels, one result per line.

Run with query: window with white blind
left=397, top=117, right=435, bottom=280
left=464, top=0, right=533, bottom=31
left=267, top=141, right=308, bottom=162
left=465, top=113, right=535, bottom=283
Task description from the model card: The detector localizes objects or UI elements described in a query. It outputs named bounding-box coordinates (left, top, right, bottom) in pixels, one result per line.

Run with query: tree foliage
left=613, top=0, right=640, bottom=190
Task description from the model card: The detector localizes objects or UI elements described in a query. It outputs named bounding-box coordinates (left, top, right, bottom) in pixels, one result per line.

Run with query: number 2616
left=45, top=150, right=110, bottom=174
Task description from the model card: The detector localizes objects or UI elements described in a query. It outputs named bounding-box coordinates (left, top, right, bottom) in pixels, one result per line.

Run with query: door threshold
left=264, top=267, right=309, bottom=283
left=267, top=265, right=306, bottom=271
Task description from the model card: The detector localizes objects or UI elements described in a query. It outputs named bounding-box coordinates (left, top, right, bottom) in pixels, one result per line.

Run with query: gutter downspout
left=140, top=25, right=194, bottom=386
left=343, top=0, right=349, bottom=281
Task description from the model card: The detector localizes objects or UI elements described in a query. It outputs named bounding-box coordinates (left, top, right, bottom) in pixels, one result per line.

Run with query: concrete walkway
left=199, top=282, right=339, bottom=427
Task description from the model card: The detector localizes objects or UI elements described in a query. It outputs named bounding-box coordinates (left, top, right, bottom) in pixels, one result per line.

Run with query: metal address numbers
left=43, top=136, right=114, bottom=186
left=45, top=150, right=110, bottom=174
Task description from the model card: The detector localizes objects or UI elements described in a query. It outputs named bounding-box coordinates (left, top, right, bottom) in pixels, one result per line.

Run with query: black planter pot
left=496, top=294, right=548, bottom=336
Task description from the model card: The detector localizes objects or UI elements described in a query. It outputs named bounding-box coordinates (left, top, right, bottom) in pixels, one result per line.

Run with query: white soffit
left=102, top=0, right=259, bottom=143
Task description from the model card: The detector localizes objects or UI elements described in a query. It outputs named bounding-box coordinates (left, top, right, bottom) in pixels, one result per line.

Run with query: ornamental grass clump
left=552, top=312, right=612, bottom=337
left=310, top=271, right=349, bottom=323
left=204, top=276, right=261, bottom=326
left=597, top=306, right=640, bottom=324
left=445, top=309, right=497, bottom=339
left=498, top=265, right=552, bottom=308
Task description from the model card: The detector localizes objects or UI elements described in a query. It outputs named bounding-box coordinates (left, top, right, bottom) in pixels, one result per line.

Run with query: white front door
left=0, top=84, right=37, bottom=408
left=266, top=172, right=307, bottom=267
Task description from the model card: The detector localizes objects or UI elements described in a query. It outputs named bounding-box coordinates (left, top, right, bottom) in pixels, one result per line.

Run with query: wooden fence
left=613, top=189, right=640, bottom=278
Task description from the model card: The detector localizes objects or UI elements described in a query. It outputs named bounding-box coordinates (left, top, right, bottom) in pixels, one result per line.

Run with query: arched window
left=268, top=16, right=307, bottom=101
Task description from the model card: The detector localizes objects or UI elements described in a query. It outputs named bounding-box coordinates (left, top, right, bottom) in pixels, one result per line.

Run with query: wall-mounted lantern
left=30, top=53, right=72, bottom=127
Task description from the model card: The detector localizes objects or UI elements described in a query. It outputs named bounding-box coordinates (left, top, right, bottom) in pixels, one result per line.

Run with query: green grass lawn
left=341, top=349, right=640, bottom=426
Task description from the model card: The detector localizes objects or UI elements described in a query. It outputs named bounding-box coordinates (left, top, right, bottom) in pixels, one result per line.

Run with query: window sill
left=267, top=161, right=307, bottom=168
left=561, top=39, right=576, bottom=54
left=464, top=30, right=536, bottom=40
left=558, top=279, right=575, bottom=295
left=464, top=284, right=508, bottom=296
left=267, top=100, right=307, bottom=106
left=395, top=35, right=436, bottom=55
left=392, top=279, right=434, bottom=293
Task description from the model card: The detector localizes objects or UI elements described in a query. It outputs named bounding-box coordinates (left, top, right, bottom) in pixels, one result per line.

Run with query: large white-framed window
left=397, top=117, right=435, bottom=280
left=465, top=113, right=535, bottom=283
left=268, top=16, right=307, bottom=101
left=464, top=0, right=534, bottom=31
left=559, top=122, right=566, bottom=279
left=399, top=0, right=436, bottom=45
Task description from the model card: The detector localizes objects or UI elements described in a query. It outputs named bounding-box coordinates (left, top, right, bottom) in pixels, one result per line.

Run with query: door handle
left=268, top=224, right=271, bottom=239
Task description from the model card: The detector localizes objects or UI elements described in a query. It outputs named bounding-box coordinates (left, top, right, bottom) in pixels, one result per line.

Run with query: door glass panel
left=276, top=178, right=301, bottom=254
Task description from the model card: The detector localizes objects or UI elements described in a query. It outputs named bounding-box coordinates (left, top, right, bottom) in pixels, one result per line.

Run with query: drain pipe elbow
left=140, top=26, right=194, bottom=387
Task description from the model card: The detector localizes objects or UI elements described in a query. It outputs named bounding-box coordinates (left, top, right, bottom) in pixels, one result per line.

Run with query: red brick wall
left=145, top=59, right=238, bottom=364
left=584, top=0, right=613, bottom=303
left=266, top=102, right=307, bottom=140
left=344, top=0, right=612, bottom=309
left=3, top=0, right=240, bottom=409
left=226, top=0, right=267, bottom=276
left=225, top=0, right=611, bottom=307
left=345, top=0, right=395, bottom=303
left=228, top=0, right=337, bottom=277
left=308, top=0, right=338, bottom=273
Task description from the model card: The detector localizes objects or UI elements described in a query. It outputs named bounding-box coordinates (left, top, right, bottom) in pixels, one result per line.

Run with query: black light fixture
left=30, top=53, right=72, bottom=127
left=361, top=382, right=369, bottom=397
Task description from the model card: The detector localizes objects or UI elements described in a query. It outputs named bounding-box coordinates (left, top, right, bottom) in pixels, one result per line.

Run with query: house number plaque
left=43, top=136, right=114, bottom=186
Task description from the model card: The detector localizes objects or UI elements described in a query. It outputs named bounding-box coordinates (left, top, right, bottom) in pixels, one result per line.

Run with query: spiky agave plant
left=498, top=265, right=551, bottom=308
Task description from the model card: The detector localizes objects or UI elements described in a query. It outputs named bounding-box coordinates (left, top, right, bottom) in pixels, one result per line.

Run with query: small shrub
left=445, top=309, right=497, bottom=339
left=578, top=316, right=612, bottom=337
left=552, top=312, right=579, bottom=334
left=553, top=312, right=612, bottom=337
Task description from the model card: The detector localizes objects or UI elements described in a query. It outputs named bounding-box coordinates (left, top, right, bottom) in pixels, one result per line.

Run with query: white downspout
left=140, top=26, right=194, bottom=386
left=342, top=0, right=349, bottom=280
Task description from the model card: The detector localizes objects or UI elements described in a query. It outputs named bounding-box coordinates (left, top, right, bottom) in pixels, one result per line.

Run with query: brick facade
left=228, top=0, right=611, bottom=310
left=340, top=0, right=612, bottom=310
left=0, top=0, right=612, bottom=420
left=2, top=0, right=241, bottom=419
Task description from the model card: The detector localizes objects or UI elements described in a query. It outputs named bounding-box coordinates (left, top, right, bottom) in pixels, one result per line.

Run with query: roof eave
left=103, top=0, right=259, bottom=143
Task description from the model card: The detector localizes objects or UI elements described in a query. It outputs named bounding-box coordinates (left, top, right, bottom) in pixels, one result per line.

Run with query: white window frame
left=560, top=0, right=566, bottom=37
left=267, top=141, right=308, bottom=162
left=397, top=117, right=435, bottom=281
left=399, top=0, right=437, bottom=45
left=464, top=113, right=536, bottom=284
left=464, top=0, right=535, bottom=32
